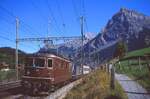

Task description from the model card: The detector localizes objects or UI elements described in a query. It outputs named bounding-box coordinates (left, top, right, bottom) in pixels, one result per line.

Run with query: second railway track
left=0, top=80, right=21, bottom=92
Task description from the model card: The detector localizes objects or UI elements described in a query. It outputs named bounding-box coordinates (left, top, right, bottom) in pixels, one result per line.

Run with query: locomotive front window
left=34, top=58, right=45, bottom=67
left=26, top=58, right=33, bottom=67
left=48, top=59, right=52, bottom=67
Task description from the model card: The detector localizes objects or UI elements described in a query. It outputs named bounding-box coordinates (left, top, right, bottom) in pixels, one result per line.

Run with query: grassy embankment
left=0, top=69, right=16, bottom=82
left=0, top=47, right=26, bottom=82
left=64, top=70, right=127, bottom=99
left=115, top=47, right=150, bottom=92
left=0, top=52, right=17, bottom=82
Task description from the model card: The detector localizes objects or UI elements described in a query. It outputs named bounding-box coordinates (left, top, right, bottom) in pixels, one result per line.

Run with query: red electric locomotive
left=21, top=53, right=72, bottom=94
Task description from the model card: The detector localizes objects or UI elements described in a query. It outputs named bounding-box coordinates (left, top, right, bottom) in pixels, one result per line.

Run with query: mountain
left=38, top=8, right=150, bottom=69
left=38, top=33, right=94, bottom=59
left=103, top=8, right=150, bottom=50
left=86, top=8, right=150, bottom=52
left=0, top=47, right=26, bottom=68
left=75, top=8, right=150, bottom=68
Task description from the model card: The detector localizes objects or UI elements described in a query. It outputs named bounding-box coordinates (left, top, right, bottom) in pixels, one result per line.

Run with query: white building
left=83, top=65, right=91, bottom=74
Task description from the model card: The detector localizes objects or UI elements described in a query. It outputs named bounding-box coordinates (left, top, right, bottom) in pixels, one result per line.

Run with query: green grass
left=64, top=70, right=127, bottom=99
left=115, top=59, right=150, bottom=92
left=116, top=47, right=150, bottom=92
left=0, top=69, right=16, bottom=82
left=125, top=47, right=150, bottom=58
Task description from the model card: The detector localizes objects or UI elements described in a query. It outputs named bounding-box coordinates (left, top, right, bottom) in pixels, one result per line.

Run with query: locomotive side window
left=34, top=58, right=45, bottom=67
left=61, top=61, right=64, bottom=69
left=66, top=63, right=68, bottom=69
left=48, top=59, right=52, bottom=67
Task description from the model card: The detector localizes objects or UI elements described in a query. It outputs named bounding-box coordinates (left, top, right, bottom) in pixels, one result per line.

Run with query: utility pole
left=80, top=16, right=84, bottom=75
left=88, top=40, right=90, bottom=65
left=15, top=18, right=19, bottom=80
left=97, top=53, right=99, bottom=65
left=47, top=19, right=51, bottom=38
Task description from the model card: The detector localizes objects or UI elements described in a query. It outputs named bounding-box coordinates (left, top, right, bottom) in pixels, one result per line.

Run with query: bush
left=0, top=69, right=16, bottom=82
left=64, top=70, right=127, bottom=99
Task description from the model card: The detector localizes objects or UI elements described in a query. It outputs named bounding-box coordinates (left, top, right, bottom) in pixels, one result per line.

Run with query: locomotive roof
left=27, top=53, right=71, bottom=62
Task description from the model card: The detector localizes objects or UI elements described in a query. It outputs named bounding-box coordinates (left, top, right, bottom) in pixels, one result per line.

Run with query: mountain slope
left=38, top=33, right=94, bottom=59
left=77, top=8, right=150, bottom=67
left=86, top=8, right=150, bottom=52
left=38, top=8, right=150, bottom=69
left=0, top=47, right=26, bottom=68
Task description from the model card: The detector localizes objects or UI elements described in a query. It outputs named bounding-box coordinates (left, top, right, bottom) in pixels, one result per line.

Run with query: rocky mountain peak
left=104, top=8, right=150, bottom=42
left=119, top=8, right=146, bottom=18
left=77, top=8, right=150, bottom=67
left=84, top=8, right=150, bottom=56
left=110, top=8, right=148, bottom=24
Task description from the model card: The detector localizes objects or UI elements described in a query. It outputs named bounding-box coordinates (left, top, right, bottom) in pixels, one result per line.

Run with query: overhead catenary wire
left=71, top=0, right=89, bottom=34
left=0, top=14, right=37, bottom=38
left=0, top=4, right=42, bottom=52
left=0, top=35, right=15, bottom=48
left=30, top=0, right=46, bottom=20
left=55, top=0, right=67, bottom=34
left=84, top=17, right=89, bottom=32
left=0, top=16, right=41, bottom=49
left=45, top=0, right=63, bottom=35
left=0, top=5, right=40, bottom=37
left=71, top=0, right=80, bottom=26
left=30, top=0, right=58, bottom=38
left=0, top=3, right=51, bottom=52
left=0, top=35, right=15, bottom=42
left=81, top=0, right=91, bottom=66
left=81, top=0, right=89, bottom=32
left=81, top=0, right=85, bottom=16
left=0, top=14, right=15, bottom=25
left=0, top=34, right=38, bottom=50
left=71, top=0, right=79, bottom=17
left=0, top=32, right=37, bottom=49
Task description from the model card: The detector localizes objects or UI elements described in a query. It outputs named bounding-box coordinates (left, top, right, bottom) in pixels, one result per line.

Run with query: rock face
left=86, top=8, right=150, bottom=52
left=38, top=33, right=94, bottom=59
left=38, top=8, right=150, bottom=68
left=76, top=8, right=150, bottom=68
left=0, top=47, right=26, bottom=68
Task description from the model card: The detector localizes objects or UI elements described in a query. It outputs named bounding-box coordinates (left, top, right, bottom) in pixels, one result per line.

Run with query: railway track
left=0, top=80, right=21, bottom=92
left=0, top=79, right=82, bottom=99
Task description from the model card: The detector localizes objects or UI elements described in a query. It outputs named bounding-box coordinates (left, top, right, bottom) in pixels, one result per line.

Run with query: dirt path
left=115, top=74, right=150, bottom=99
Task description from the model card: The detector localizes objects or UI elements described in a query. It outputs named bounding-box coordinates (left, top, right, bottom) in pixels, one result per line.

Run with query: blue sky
left=0, top=0, right=150, bottom=53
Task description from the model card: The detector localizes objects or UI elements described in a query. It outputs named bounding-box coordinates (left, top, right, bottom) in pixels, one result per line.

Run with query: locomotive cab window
left=48, top=59, right=52, bottom=68
left=26, top=58, right=33, bottom=67
left=34, top=58, right=45, bottom=67
left=66, top=63, right=68, bottom=69
left=61, top=62, right=64, bottom=69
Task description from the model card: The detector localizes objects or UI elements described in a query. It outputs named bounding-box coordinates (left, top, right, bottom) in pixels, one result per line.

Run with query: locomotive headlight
left=27, top=82, right=31, bottom=88
left=36, top=69, right=39, bottom=72
left=26, top=70, right=30, bottom=75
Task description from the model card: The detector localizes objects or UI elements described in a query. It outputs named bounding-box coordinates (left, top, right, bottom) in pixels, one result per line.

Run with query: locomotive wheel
left=23, top=87, right=29, bottom=95
left=23, top=87, right=33, bottom=95
left=51, top=85, right=55, bottom=92
left=22, top=84, right=30, bottom=95
left=32, top=87, right=39, bottom=95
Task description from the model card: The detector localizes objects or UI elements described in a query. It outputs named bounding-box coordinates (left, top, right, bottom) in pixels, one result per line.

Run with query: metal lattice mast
left=18, top=36, right=83, bottom=42
left=15, top=18, right=19, bottom=80
left=80, top=16, right=84, bottom=75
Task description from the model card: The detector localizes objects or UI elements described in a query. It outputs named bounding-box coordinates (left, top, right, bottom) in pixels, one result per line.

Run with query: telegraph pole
left=80, top=16, right=84, bottom=75
left=88, top=39, right=90, bottom=65
left=15, top=18, right=19, bottom=80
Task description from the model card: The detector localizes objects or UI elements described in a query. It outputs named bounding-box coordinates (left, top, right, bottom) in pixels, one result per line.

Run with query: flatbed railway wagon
left=21, top=53, right=72, bottom=94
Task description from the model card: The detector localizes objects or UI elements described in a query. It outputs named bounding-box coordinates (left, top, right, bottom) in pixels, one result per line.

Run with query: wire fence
left=114, top=56, right=150, bottom=99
